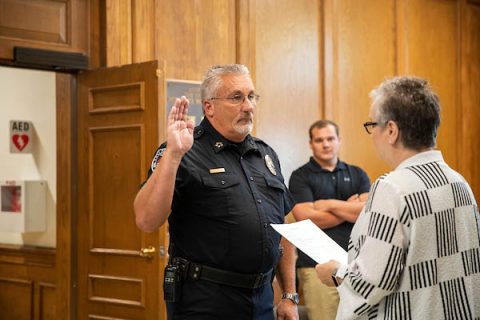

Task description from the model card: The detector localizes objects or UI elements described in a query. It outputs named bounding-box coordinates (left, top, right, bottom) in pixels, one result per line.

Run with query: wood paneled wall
left=323, top=0, right=462, bottom=179
left=255, top=0, right=322, bottom=178
left=156, top=0, right=237, bottom=80
left=461, top=0, right=480, bottom=199
left=321, top=0, right=480, bottom=199
left=1, top=1, right=478, bottom=192
left=92, top=0, right=238, bottom=79
left=0, top=245, right=56, bottom=320
left=397, top=0, right=460, bottom=169
left=324, top=0, right=395, bottom=179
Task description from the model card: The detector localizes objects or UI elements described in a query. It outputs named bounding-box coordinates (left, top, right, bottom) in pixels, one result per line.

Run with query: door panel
left=77, top=61, right=167, bottom=319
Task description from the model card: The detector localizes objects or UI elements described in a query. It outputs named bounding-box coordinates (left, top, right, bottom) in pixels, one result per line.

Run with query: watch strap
left=281, top=292, right=299, bottom=304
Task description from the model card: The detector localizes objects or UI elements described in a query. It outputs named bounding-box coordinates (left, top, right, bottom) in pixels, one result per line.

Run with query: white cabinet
left=0, top=180, right=46, bottom=232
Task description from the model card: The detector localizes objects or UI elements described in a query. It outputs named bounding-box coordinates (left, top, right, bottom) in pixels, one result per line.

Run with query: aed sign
left=10, top=120, right=33, bottom=153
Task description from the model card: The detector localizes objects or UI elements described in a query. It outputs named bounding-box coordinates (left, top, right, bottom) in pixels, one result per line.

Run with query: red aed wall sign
left=10, top=120, right=33, bottom=153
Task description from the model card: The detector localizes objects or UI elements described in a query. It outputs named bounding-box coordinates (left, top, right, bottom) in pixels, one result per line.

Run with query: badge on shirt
left=264, top=154, right=277, bottom=176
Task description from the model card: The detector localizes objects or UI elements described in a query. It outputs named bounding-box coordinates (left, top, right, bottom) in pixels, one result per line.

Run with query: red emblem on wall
left=12, top=134, right=30, bottom=151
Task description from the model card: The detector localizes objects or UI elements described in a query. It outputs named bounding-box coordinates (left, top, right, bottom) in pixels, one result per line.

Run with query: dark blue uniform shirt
left=288, top=157, right=370, bottom=267
left=146, top=118, right=294, bottom=319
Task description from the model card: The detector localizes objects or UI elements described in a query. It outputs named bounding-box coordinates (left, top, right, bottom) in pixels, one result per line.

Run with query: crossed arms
left=291, top=193, right=369, bottom=229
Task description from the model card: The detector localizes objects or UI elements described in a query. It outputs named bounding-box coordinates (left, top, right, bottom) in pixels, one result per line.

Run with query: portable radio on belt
left=163, top=264, right=182, bottom=302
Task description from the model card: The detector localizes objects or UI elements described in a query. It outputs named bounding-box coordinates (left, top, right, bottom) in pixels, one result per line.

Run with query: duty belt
left=172, top=257, right=273, bottom=289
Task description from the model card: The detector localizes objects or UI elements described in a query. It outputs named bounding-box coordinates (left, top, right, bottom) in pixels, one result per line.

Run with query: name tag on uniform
left=209, top=168, right=226, bottom=174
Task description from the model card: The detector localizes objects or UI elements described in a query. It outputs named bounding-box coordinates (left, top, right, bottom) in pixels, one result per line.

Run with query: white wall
left=0, top=66, right=56, bottom=247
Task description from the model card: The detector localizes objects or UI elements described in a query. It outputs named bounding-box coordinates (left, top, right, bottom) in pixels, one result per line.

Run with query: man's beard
left=233, top=114, right=253, bottom=136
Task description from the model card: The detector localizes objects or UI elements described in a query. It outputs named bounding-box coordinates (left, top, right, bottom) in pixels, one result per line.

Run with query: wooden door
left=76, top=61, right=168, bottom=319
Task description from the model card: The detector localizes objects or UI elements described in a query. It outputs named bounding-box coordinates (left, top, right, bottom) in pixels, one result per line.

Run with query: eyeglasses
left=363, top=121, right=379, bottom=134
left=209, top=93, right=260, bottom=106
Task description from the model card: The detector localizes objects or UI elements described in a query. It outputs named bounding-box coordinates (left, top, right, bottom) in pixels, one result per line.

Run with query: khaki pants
left=298, top=267, right=339, bottom=320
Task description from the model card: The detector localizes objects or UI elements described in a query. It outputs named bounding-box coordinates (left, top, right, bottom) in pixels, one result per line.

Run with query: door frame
left=55, top=72, right=76, bottom=319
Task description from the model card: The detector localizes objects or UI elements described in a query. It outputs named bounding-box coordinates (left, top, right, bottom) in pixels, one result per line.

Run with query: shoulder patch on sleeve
left=151, top=146, right=166, bottom=171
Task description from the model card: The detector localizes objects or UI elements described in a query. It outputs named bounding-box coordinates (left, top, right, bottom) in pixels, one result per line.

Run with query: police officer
left=134, top=64, right=299, bottom=320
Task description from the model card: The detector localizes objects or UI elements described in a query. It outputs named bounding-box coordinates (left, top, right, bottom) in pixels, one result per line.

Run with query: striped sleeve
left=337, top=178, right=408, bottom=319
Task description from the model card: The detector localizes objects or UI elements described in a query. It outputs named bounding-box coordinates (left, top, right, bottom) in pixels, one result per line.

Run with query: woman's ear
left=387, top=120, right=399, bottom=145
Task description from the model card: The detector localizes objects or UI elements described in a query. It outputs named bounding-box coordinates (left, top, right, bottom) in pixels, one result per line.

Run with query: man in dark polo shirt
left=289, top=120, right=370, bottom=320
left=134, top=64, right=299, bottom=320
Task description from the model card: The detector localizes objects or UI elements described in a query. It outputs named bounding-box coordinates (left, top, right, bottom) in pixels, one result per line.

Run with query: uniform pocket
left=262, top=174, right=287, bottom=224
left=196, top=173, right=241, bottom=221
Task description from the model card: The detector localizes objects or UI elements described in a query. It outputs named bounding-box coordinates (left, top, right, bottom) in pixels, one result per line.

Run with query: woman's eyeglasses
left=363, top=121, right=379, bottom=134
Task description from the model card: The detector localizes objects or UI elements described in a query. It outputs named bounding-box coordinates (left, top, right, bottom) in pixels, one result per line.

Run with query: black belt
left=172, top=258, right=273, bottom=289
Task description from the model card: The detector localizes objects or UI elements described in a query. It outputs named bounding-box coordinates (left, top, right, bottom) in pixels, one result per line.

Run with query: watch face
left=292, top=294, right=299, bottom=304
left=282, top=293, right=299, bottom=304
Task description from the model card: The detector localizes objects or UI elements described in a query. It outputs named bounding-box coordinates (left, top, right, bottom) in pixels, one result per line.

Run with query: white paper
left=271, top=219, right=348, bottom=265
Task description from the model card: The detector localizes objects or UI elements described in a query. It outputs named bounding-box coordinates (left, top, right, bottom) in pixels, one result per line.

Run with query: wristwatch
left=281, top=292, right=299, bottom=305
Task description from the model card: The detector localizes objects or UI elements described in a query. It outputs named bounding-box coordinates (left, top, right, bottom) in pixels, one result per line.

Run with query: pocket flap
left=263, top=175, right=285, bottom=191
left=201, top=173, right=240, bottom=188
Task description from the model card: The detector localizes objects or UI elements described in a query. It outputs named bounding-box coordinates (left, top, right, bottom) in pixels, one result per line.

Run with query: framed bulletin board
left=166, top=79, right=203, bottom=126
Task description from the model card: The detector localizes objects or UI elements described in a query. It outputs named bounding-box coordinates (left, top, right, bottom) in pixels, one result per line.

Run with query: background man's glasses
left=210, top=93, right=260, bottom=106
left=363, top=121, right=379, bottom=134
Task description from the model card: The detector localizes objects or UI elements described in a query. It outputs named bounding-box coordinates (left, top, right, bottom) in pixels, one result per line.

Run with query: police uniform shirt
left=288, top=157, right=370, bottom=267
left=147, top=117, right=294, bottom=274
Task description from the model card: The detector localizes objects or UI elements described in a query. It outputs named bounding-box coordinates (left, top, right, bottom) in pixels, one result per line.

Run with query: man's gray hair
left=369, top=76, right=441, bottom=150
left=200, top=64, right=251, bottom=101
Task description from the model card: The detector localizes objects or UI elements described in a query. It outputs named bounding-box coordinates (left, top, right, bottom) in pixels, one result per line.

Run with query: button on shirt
left=289, top=157, right=370, bottom=267
left=147, top=118, right=294, bottom=274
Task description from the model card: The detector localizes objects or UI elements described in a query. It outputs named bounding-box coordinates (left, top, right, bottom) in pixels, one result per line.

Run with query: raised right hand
left=166, top=96, right=194, bottom=159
